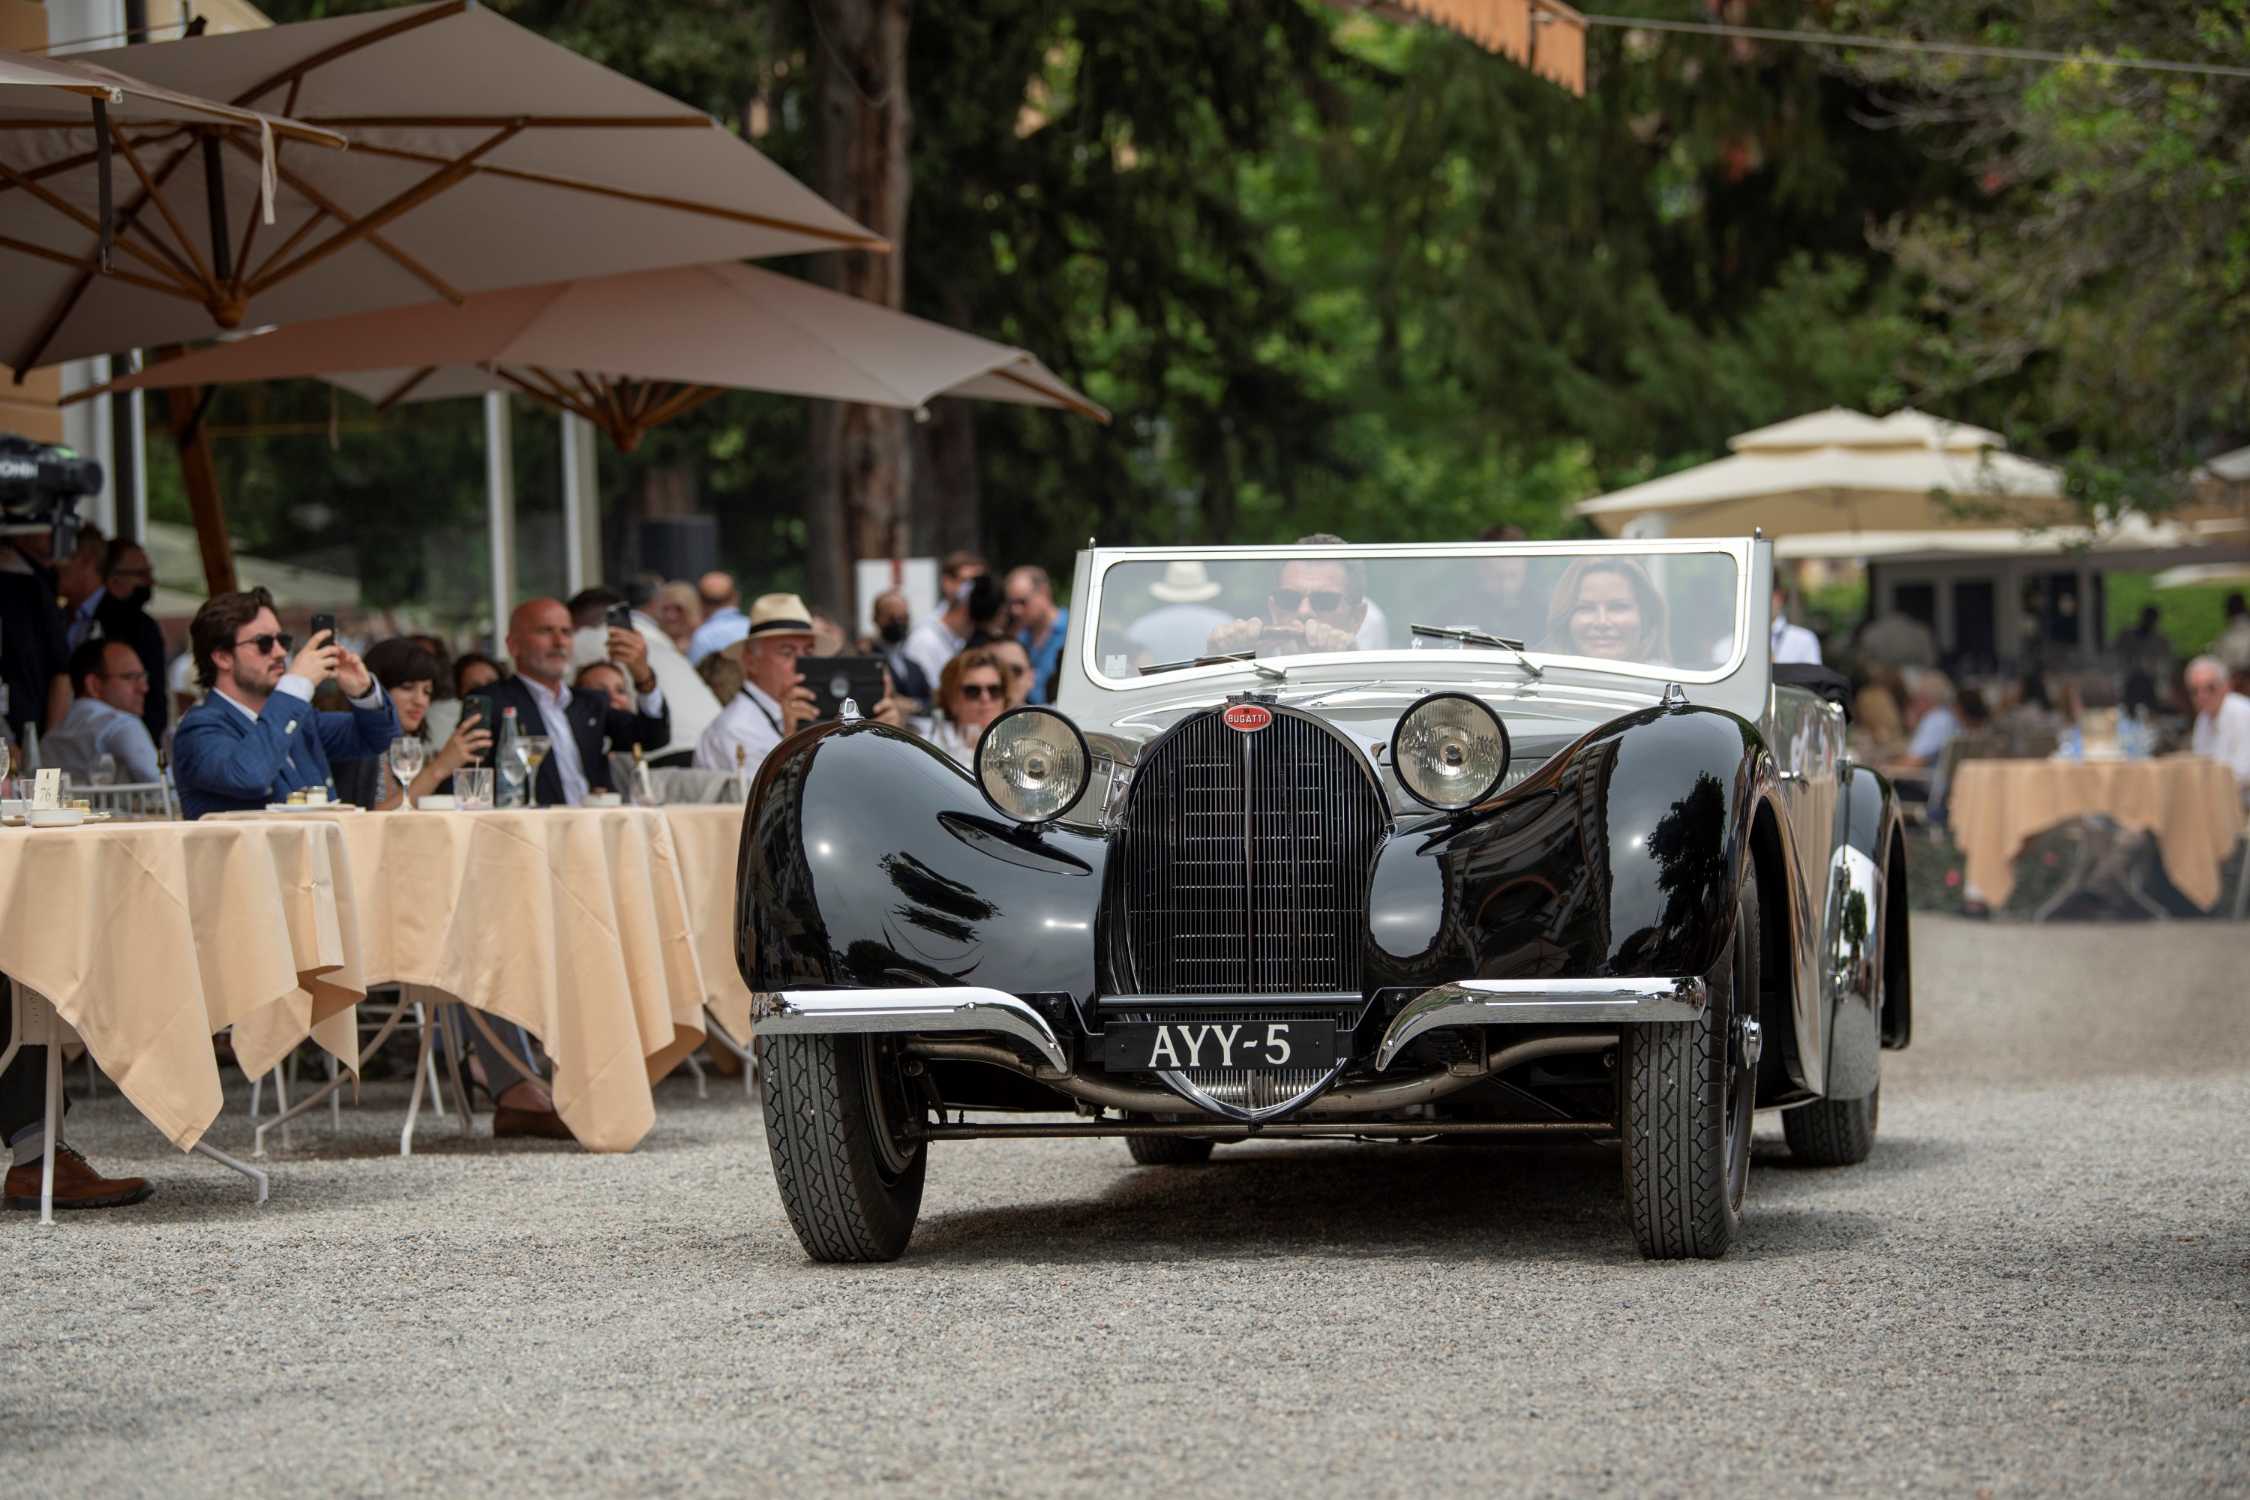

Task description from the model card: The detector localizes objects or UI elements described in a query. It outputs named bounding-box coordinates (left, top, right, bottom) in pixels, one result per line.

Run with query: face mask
left=878, top=619, right=908, bottom=645
left=121, top=585, right=152, bottom=610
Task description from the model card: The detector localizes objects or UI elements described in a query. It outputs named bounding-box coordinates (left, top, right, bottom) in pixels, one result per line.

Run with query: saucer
left=584, top=793, right=623, bottom=808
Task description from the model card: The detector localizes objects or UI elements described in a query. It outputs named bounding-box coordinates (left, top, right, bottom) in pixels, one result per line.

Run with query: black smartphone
left=606, top=603, right=633, bottom=631
left=798, top=655, right=886, bottom=722
left=459, top=691, right=496, bottom=761
left=309, top=612, right=336, bottom=645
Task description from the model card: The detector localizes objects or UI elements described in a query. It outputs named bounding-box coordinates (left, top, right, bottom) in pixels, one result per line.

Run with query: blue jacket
left=172, top=683, right=399, bottom=820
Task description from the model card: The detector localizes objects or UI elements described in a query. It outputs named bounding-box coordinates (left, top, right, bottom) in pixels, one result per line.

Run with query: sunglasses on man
left=232, top=632, right=294, bottom=657
left=1271, top=588, right=1347, bottom=614
left=956, top=682, right=1005, bottom=701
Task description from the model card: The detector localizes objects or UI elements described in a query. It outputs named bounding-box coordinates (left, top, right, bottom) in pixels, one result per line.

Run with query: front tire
left=1621, top=869, right=1761, bottom=1259
left=1783, top=1086, right=1878, bottom=1165
left=759, top=1034, right=926, bottom=1262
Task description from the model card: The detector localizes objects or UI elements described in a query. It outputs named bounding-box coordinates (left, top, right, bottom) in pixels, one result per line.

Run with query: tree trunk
left=805, top=0, right=913, bottom=616
left=911, top=396, right=979, bottom=557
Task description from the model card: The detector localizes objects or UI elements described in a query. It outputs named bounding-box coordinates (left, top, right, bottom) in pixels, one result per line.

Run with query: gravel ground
left=4, top=914, right=2245, bottom=1498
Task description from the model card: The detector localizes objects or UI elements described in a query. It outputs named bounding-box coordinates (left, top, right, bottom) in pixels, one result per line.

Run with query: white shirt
left=516, top=671, right=664, bottom=807
left=46, top=695, right=161, bottom=784
left=689, top=606, right=749, bottom=665
left=696, top=681, right=787, bottom=778
left=1772, top=615, right=1823, bottom=666
left=2192, top=691, right=2250, bottom=788
left=903, top=615, right=967, bottom=698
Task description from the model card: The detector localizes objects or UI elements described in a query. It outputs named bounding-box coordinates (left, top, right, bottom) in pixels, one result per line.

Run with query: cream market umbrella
left=1577, top=407, right=2070, bottom=540
left=80, top=262, right=1108, bottom=449
left=4, top=0, right=881, bottom=374
left=0, top=46, right=345, bottom=318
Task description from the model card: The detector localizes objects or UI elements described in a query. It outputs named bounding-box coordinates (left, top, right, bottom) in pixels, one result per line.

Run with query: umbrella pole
left=164, top=384, right=237, bottom=596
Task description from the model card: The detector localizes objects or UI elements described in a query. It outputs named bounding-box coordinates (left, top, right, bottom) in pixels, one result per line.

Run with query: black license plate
left=1101, top=1020, right=1335, bottom=1072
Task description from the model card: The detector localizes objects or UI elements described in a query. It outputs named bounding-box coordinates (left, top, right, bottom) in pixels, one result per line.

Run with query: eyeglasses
left=232, top=632, right=294, bottom=656
left=956, top=682, right=1004, bottom=702
left=1271, top=589, right=1346, bottom=614
left=999, top=662, right=1030, bottom=678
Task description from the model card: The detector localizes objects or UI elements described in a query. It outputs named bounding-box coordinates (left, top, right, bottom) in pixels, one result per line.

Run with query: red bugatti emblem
left=1223, top=704, right=1273, bottom=733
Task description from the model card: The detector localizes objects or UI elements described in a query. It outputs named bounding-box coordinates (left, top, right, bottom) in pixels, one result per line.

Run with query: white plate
left=263, top=802, right=359, bottom=813
left=584, top=794, right=623, bottom=808
left=29, top=808, right=86, bottom=828
left=416, top=795, right=457, bottom=811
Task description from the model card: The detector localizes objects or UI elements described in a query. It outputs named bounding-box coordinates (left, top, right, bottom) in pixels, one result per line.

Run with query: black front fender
left=1366, top=705, right=1778, bottom=992
left=738, top=721, right=1108, bottom=1004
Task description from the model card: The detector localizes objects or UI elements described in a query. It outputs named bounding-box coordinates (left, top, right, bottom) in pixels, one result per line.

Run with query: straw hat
left=746, top=593, right=817, bottom=638
left=1148, top=560, right=1222, bottom=604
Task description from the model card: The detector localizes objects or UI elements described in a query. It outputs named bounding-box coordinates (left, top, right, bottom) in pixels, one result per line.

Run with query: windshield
left=1087, top=545, right=1745, bottom=684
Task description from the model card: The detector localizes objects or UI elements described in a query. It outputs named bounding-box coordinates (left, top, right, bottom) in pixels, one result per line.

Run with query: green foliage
left=169, top=0, right=2176, bottom=612
left=1836, top=0, right=2250, bottom=509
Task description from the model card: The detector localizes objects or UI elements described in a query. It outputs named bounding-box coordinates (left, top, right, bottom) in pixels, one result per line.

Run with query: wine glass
left=497, top=750, right=528, bottom=808
left=386, top=735, right=428, bottom=807
left=517, top=735, right=552, bottom=809
left=0, top=739, right=12, bottom=788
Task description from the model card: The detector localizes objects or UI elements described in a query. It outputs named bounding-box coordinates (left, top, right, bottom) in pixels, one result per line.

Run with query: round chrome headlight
left=1390, top=692, right=1510, bottom=811
left=976, top=707, right=1091, bottom=824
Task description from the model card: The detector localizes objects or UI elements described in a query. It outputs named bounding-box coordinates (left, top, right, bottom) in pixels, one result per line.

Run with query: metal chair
left=1, top=974, right=267, bottom=1223
left=78, top=775, right=177, bottom=820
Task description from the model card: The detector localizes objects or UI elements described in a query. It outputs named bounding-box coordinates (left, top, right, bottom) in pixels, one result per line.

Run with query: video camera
left=0, top=433, right=103, bottom=554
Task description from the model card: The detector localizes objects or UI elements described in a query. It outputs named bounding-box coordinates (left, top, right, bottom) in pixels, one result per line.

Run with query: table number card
left=32, top=768, right=61, bottom=811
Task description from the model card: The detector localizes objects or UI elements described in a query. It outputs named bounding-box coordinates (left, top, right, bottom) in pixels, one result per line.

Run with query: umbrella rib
left=0, top=149, right=203, bottom=294
left=0, top=231, right=192, bottom=299
left=247, top=124, right=522, bottom=296
left=337, top=141, right=890, bottom=250
left=12, top=133, right=202, bottom=370
left=988, top=363, right=1109, bottom=423
left=639, top=384, right=724, bottom=430
left=227, top=0, right=470, bottom=111
left=373, top=366, right=439, bottom=411
left=299, top=114, right=709, bottom=130
left=223, top=133, right=463, bottom=305
left=499, top=366, right=603, bottom=426
left=107, top=124, right=218, bottom=289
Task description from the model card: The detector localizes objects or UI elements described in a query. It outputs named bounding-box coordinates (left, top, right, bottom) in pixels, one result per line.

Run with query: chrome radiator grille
left=1110, top=707, right=1385, bottom=996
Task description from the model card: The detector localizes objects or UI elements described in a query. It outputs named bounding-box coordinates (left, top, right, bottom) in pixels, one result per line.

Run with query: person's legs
left=453, top=1006, right=569, bottom=1138
left=2, top=976, right=152, bottom=1208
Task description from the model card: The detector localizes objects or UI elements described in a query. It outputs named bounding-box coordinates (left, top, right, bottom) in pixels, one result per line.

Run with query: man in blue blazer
left=172, top=588, right=398, bottom=820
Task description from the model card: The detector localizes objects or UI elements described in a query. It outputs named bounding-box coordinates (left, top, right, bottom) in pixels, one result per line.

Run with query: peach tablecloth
left=1949, top=756, right=2246, bottom=909
left=217, top=807, right=708, bottom=1151
left=0, top=820, right=365, bottom=1149
left=658, top=804, right=753, bottom=1043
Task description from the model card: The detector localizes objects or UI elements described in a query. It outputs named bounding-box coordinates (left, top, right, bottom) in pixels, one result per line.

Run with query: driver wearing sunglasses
left=1206, top=546, right=1369, bottom=659
left=170, top=587, right=399, bottom=820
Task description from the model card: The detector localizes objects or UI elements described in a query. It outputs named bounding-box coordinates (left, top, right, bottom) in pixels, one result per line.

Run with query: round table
left=1947, top=756, right=2245, bottom=912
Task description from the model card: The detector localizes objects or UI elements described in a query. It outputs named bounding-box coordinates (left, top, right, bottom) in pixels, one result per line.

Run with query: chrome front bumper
left=752, top=975, right=1706, bottom=1075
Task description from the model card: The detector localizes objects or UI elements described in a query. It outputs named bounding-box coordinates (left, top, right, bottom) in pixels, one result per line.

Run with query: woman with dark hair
left=335, top=637, right=493, bottom=810
left=1543, top=557, right=1670, bottom=664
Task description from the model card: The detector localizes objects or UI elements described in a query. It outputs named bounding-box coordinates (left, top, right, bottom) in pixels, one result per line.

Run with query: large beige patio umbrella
left=1577, top=407, right=2071, bottom=541
left=5, top=0, right=881, bottom=374
left=0, top=46, right=346, bottom=309
left=78, top=262, right=1109, bottom=449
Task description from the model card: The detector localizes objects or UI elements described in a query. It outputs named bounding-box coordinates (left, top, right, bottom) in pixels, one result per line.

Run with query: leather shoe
left=492, top=1104, right=576, bottom=1142
left=5, top=1145, right=154, bottom=1210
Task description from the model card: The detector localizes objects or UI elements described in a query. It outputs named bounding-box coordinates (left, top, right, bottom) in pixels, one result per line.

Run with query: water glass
left=456, top=766, right=495, bottom=811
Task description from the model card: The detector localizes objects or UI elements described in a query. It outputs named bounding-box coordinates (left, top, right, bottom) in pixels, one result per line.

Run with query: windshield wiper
left=1139, top=649, right=1287, bottom=682
left=1410, top=623, right=1545, bottom=679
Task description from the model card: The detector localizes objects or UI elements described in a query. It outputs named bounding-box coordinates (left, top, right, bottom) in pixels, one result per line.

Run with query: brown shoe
left=4, top=1145, right=155, bottom=1211
left=492, top=1105, right=577, bottom=1142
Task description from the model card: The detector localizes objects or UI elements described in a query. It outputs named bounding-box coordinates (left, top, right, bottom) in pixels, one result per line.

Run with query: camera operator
left=0, top=524, right=73, bottom=746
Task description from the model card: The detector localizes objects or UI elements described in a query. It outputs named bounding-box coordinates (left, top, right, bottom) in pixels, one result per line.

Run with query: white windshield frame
left=1079, top=538, right=1756, bottom=692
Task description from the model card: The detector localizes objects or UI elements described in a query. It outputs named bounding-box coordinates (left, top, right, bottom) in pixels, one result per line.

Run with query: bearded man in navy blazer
left=172, top=588, right=398, bottom=820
